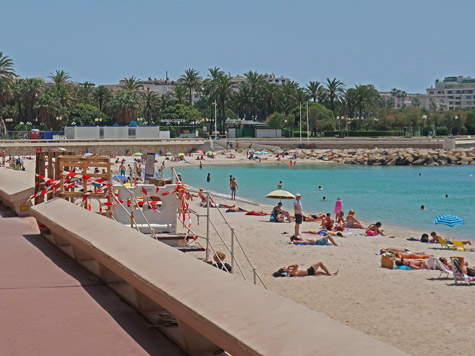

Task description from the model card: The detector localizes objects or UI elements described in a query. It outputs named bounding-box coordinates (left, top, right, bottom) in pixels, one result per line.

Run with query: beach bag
left=420, top=234, right=429, bottom=243
left=381, top=255, right=394, bottom=269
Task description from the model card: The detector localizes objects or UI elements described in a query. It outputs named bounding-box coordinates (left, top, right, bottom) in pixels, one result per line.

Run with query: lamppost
left=454, top=115, right=459, bottom=136
left=422, top=115, right=427, bottom=136
left=299, top=101, right=302, bottom=143
left=94, top=117, right=102, bottom=125
left=137, top=117, right=143, bottom=125
left=213, top=101, right=217, bottom=138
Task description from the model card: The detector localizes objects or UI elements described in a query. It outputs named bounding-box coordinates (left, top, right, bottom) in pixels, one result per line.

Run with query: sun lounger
left=452, top=241, right=475, bottom=252
left=450, top=257, right=475, bottom=285
left=427, top=257, right=452, bottom=279
left=438, top=240, right=456, bottom=250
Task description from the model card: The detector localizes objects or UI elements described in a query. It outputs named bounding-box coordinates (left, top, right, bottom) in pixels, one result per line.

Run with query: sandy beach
left=9, top=150, right=475, bottom=356
left=155, top=150, right=475, bottom=356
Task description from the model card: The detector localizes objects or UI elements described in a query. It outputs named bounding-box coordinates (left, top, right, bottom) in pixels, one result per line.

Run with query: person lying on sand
left=395, top=259, right=428, bottom=270
left=290, top=235, right=338, bottom=246
left=345, top=210, right=364, bottom=229
left=273, top=262, right=338, bottom=277
left=430, top=232, right=472, bottom=245
left=303, top=231, right=344, bottom=237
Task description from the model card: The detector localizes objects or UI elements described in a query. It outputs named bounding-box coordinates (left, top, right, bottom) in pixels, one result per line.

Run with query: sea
left=176, top=163, right=475, bottom=241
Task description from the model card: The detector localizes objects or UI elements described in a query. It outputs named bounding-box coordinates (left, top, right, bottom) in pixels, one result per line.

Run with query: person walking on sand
left=230, top=177, right=238, bottom=200
left=293, top=193, right=303, bottom=236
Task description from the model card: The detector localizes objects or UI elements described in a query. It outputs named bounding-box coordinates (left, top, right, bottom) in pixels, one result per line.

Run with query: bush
left=436, top=127, right=449, bottom=136
left=323, top=131, right=403, bottom=137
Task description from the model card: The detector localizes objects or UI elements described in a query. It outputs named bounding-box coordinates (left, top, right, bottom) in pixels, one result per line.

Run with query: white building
left=426, top=76, right=475, bottom=110
left=65, top=126, right=169, bottom=140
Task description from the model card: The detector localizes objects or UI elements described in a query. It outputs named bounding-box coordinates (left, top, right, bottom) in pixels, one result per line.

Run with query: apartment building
left=426, top=76, right=475, bottom=110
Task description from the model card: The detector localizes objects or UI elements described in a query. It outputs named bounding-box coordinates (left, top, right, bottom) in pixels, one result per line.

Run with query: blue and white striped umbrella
left=433, top=214, right=464, bottom=227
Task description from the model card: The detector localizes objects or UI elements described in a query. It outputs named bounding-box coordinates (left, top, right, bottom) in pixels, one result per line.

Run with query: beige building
left=426, top=76, right=475, bottom=110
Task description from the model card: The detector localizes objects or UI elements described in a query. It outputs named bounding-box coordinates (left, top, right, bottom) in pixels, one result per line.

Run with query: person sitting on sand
left=321, top=213, right=334, bottom=231
left=272, top=262, right=338, bottom=277
left=290, top=234, right=338, bottom=246
left=366, top=222, right=393, bottom=237
left=211, top=251, right=232, bottom=273
left=430, top=232, right=472, bottom=245
left=270, top=202, right=292, bottom=222
left=345, top=210, right=364, bottom=229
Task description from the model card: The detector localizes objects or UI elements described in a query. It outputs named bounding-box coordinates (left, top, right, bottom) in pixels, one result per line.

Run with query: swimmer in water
left=421, top=205, right=425, bottom=210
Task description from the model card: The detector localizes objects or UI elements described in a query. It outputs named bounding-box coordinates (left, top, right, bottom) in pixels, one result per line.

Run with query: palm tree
left=56, top=86, right=74, bottom=108
left=244, top=71, right=265, bottom=117
left=111, top=90, right=142, bottom=125
left=210, top=74, right=233, bottom=131
left=178, top=68, right=202, bottom=105
left=262, top=83, right=280, bottom=118
left=76, top=81, right=95, bottom=104
left=0, top=78, right=13, bottom=116
left=172, top=85, right=187, bottom=105
left=0, top=52, right=16, bottom=82
left=34, top=92, right=61, bottom=129
left=325, top=78, right=345, bottom=112
left=94, top=85, right=111, bottom=112
left=49, top=70, right=71, bottom=90
left=121, top=76, right=143, bottom=91
left=279, top=81, right=299, bottom=114
left=232, top=84, right=251, bottom=119
left=14, top=78, right=45, bottom=121
left=344, top=88, right=358, bottom=118
left=140, top=88, right=158, bottom=124
left=306, top=81, right=322, bottom=102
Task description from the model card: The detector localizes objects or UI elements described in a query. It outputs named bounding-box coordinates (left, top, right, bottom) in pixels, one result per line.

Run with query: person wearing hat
left=293, top=193, right=303, bottom=236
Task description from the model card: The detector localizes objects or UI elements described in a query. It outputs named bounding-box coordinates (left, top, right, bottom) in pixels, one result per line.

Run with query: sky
left=1, top=0, right=474, bottom=93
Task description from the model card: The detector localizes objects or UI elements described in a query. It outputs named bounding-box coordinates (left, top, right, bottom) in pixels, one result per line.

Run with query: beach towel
left=246, top=211, right=267, bottom=216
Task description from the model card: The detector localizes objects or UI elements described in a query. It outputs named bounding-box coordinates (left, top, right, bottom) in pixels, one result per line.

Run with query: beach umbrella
left=195, top=150, right=204, bottom=154
left=433, top=214, right=464, bottom=227
left=178, top=153, right=185, bottom=157
left=265, top=189, right=296, bottom=201
left=83, top=153, right=93, bottom=157
left=166, top=152, right=172, bottom=156
left=206, top=151, right=214, bottom=155
left=133, top=152, right=143, bottom=156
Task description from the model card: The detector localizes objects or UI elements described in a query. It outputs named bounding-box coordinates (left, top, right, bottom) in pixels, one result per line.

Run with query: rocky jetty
left=279, top=148, right=475, bottom=166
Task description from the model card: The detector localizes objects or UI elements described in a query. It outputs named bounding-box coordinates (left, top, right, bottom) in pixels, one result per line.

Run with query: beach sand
left=156, top=151, right=475, bottom=356
left=12, top=151, right=475, bottom=355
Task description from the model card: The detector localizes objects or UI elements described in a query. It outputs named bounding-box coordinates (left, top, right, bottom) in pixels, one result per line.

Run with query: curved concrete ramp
left=31, top=198, right=408, bottom=356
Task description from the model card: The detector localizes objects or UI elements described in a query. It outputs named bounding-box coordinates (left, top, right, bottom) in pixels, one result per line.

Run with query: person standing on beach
left=1, top=150, right=6, bottom=167
left=293, top=193, right=303, bottom=236
left=230, top=177, right=238, bottom=200
left=119, top=163, right=126, bottom=176
left=277, top=181, right=283, bottom=189
left=207, top=173, right=211, bottom=183
left=334, top=198, right=343, bottom=217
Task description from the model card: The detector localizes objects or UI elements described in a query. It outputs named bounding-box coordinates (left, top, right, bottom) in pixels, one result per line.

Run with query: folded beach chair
left=450, top=257, right=475, bottom=285
left=427, top=257, right=452, bottom=279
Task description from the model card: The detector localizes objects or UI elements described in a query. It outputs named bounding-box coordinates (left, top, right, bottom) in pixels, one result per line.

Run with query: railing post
left=130, top=211, right=134, bottom=229
left=231, top=227, right=235, bottom=274
left=206, top=192, right=210, bottom=261
left=253, top=267, right=257, bottom=285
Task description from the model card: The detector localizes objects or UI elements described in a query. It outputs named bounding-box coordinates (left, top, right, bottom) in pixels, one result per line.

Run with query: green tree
left=110, top=90, right=142, bottom=125
left=121, top=76, right=142, bottom=91
left=207, top=73, right=233, bottom=131
left=305, top=81, right=322, bottom=102
left=140, top=88, right=159, bottom=124
left=34, top=91, right=61, bottom=129
left=0, top=52, right=16, bottom=82
left=172, top=85, right=187, bottom=104
left=94, top=85, right=112, bottom=112
left=161, top=104, right=201, bottom=125
left=325, top=78, right=345, bottom=112
left=178, top=68, right=202, bottom=105
left=68, top=103, right=110, bottom=126
left=48, top=70, right=71, bottom=90
left=265, top=112, right=285, bottom=137
left=279, top=81, right=299, bottom=114
left=14, top=78, right=45, bottom=121
left=76, top=81, right=95, bottom=104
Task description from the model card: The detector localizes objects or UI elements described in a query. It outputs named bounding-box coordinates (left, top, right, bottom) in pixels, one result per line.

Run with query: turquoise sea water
left=176, top=164, right=475, bottom=240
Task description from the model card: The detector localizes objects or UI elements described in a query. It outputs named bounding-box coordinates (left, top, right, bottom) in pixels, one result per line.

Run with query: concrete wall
left=256, top=128, right=282, bottom=138
left=104, top=127, right=129, bottom=139
left=137, top=127, right=160, bottom=139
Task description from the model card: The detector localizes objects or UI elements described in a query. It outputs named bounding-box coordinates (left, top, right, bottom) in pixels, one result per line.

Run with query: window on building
left=447, top=90, right=453, bottom=94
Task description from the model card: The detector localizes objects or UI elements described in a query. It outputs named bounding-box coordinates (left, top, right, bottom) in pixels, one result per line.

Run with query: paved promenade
left=0, top=206, right=184, bottom=355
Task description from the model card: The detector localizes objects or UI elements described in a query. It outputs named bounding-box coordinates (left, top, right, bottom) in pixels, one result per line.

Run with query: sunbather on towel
left=272, top=262, right=338, bottom=277
left=396, top=259, right=428, bottom=270
left=290, top=234, right=338, bottom=246
left=245, top=211, right=269, bottom=216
